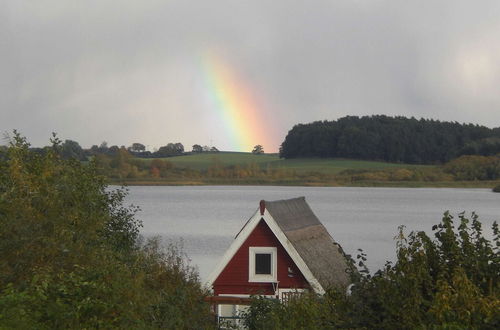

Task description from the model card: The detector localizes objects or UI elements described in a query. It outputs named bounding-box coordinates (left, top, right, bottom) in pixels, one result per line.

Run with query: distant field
left=267, top=158, right=431, bottom=174
left=146, top=152, right=278, bottom=170
left=141, top=152, right=432, bottom=174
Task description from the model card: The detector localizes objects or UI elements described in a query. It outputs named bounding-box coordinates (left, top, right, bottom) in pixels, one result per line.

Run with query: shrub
left=390, top=168, right=414, bottom=181
left=0, top=132, right=212, bottom=328
left=444, top=155, right=500, bottom=180
left=242, top=212, right=500, bottom=329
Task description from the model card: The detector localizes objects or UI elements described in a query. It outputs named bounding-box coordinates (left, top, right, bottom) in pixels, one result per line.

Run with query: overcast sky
left=2, top=0, right=500, bottom=152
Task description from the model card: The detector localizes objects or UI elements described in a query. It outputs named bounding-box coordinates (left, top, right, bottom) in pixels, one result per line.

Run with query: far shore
left=108, top=179, right=500, bottom=189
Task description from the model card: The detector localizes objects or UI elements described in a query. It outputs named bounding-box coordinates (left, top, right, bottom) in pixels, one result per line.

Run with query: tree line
left=3, top=140, right=498, bottom=184
left=21, top=140, right=221, bottom=162
left=280, top=115, right=500, bottom=164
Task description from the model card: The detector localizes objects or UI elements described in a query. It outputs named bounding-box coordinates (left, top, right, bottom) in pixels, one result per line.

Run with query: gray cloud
left=1, top=0, right=500, bottom=151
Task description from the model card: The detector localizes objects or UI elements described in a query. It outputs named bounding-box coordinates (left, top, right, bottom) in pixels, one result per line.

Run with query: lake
left=125, top=186, right=500, bottom=283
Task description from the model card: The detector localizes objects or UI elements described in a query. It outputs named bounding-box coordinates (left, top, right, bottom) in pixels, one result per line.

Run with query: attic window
left=255, top=254, right=271, bottom=274
left=249, top=247, right=277, bottom=282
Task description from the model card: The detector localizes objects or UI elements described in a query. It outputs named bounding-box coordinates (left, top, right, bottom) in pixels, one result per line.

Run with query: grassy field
left=266, top=158, right=432, bottom=174
left=151, top=152, right=279, bottom=170
left=145, top=152, right=433, bottom=174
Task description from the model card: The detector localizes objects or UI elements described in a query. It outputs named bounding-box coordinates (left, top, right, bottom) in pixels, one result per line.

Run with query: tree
left=128, top=142, right=146, bottom=153
left=192, top=144, right=203, bottom=153
left=108, top=145, right=119, bottom=155
left=0, top=132, right=212, bottom=328
left=109, top=147, right=135, bottom=178
left=174, top=142, right=184, bottom=154
left=156, top=143, right=184, bottom=157
left=252, top=145, right=264, bottom=154
left=0, top=145, right=7, bottom=161
left=60, top=139, right=86, bottom=161
left=89, top=144, right=99, bottom=155
left=98, top=141, right=108, bottom=154
left=150, top=159, right=173, bottom=178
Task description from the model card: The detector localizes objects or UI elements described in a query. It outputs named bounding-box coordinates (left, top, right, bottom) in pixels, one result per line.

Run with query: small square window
left=255, top=253, right=272, bottom=274
left=249, top=247, right=277, bottom=282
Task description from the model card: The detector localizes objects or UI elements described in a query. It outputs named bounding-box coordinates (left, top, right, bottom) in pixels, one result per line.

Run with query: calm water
left=125, top=186, right=500, bottom=282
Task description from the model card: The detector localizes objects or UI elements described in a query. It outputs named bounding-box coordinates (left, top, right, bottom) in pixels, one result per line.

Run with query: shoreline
left=108, top=179, right=500, bottom=189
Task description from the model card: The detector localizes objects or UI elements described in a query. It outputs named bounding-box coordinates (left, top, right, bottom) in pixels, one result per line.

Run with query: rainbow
left=201, top=52, right=278, bottom=152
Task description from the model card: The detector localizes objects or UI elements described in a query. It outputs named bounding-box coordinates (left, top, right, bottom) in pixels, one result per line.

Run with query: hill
left=157, top=152, right=278, bottom=171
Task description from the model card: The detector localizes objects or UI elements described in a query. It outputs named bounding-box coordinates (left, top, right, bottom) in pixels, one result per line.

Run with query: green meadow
left=265, top=158, right=432, bottom=174
left=154, top=152, right=278, bottom=170
left=147, top=152, right=432, bottom=174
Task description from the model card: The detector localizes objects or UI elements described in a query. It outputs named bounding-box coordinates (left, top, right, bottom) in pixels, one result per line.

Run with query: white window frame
left=249, top=247, right=277, bottom=282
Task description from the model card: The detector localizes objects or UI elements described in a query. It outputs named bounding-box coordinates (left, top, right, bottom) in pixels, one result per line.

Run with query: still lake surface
left=125, top=186, right=500, bottom=283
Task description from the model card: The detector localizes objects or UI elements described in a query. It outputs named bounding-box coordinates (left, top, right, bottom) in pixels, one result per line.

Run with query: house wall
left=213, top=219, right=308, bottom=295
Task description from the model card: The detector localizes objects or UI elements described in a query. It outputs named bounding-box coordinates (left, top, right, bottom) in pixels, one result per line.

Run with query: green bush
left=0, top=132, right=212, bottom=328
left=242, top=212, right=500, bottom=329
left=444, top=155, right=500, bottom=180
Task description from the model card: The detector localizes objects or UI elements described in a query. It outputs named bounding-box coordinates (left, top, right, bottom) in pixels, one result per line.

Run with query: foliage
left=240, top=293, right=335, bottom=330
left=156, top=143, right=185, bottom=157
left=60, top=139, right=87, bottom=161
left=192, top=144, right=203, bottom=153
left=280, top=115, right=500, bottom=163
left=128, top=142, right=146, bottom=153
left=337, top=167, right=453, bottom=183
left=252, top=145, right=264, bottom=154
left=242, top=212, right=500, bottom=329
left=0, top=132, right=212, bottom=328
left=460, top=137, right=500, bottom=157
left=443, top=155, right=500, bottom=180
left=94, top=147, right=143, bottom=179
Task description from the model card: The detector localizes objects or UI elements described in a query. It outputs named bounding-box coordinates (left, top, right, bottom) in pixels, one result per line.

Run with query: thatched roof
left=265, top=197, right=351, bottom=289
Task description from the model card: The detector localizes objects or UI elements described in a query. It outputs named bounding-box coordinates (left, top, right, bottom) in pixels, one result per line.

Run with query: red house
left=206, top=197, right=351, bottom=320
